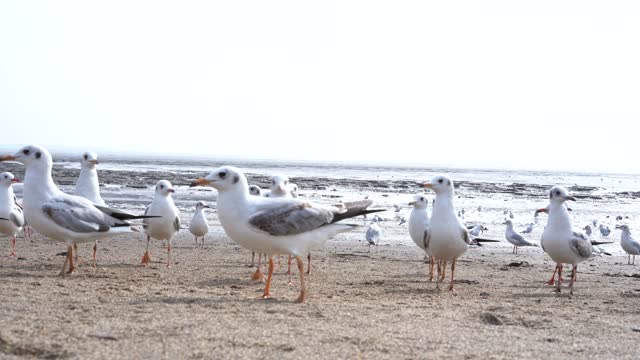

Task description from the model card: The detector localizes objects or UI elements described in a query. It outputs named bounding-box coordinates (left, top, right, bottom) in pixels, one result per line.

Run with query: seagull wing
left=570, top=231, right=593, bottom=259
left=42, top=195, right=129, bottom=233
left=249, top=201, right=335, bottom=236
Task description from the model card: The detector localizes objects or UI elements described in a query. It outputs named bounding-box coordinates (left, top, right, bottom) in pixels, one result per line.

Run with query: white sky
left=1, top=1, right=639, bottom=173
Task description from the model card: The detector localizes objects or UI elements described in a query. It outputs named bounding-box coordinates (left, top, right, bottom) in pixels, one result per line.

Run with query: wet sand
left=1, top=218, right=640, bottom=359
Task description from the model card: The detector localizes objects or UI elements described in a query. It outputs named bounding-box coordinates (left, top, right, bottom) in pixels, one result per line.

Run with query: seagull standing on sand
left=288, top=183, right=299, bottom=198
left=0, top=172, right=24, bottom=257
left=522, top=223, right=535, bottom=235
left=537, top=186, right=592, bottom=294
left=141, top=180, right=180, bottom=267
left=263, top=175, right=293, bottom=198
left=190, top=166, right=382, bottom=303
left=74, top=151, right=105, bottom=267
left=468, top=225, right=486, bottom=238
left=583, top=224, right=593, bottom=237
left=248, top=185, right=263, bottom=197
left=599, top=224, right=611, bottom=237
left=423, top=175, right=471, bottom=291
left=0, top=145, right=153, bottom=275
left=189, top=201, right=210, bottom=247
left=408, top=194, right=434, bottom=280
left=365, top=220, right=381, bottom=249
left=504, top=219, right=536, bottom=254
left=617, top=224, right=640, bottom=265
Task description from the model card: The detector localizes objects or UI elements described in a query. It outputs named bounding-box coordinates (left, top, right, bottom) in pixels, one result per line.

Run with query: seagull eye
left=438, top=179, right=443, bottom=184
left=219, top=171, right=227, bottom=179
left=555, top=191, right=560, bottom=196
left=160, top=185, right=164, bottom=189
left=84, top=154, right=88, bottom=160
left=23, top=149, right=30, bottom=155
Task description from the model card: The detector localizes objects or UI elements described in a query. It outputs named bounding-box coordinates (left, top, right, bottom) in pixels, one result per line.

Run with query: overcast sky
left=1, top=1, right=639, bottom=173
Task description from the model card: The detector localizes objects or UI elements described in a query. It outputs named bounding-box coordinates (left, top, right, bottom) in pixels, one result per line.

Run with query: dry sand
left=1, top=219, right=640, bottom=360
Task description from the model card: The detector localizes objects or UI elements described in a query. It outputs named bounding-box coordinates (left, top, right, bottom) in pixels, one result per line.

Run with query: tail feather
left=331, top=200, right=385, bottom=223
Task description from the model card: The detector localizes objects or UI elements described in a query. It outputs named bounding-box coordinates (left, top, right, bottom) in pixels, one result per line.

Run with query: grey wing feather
left=249, top=202, right=334, bottom=236
left=570, top=232, right=592, bottom=258
left=366, top=226, right=379, bottom=244
left=510, top=233, right=531, bottom=246
left=42, top=196, right=123, bottom=233
left=423, top=227, right=431, bottom=250
left=142, top=206, right=150, bottom=229
left=173, top=216, right=181, bottom=232
left=461, top=228, right=471, bottom=245
left=10, top=211, right=24, bottom=228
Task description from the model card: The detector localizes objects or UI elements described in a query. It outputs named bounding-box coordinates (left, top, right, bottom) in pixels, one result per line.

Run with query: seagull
left=289, top=183, right=299, bottom=198
left=141, top=180, right=180, bottom=267
left=583, top=224, right=593, bottom=237
left=504, top=219, right=536, bottom=254
left=190, top=166, right=383, bottom=303
left=522, top=223, right=535, bottom=235
left=398, top=216, right=407, bottom=226
left=408, top=194, right=434, bottom=280
left=74, top=151, right=105, bottom=268
left=599, top=224, right=611, bottom=237
left=537, top=186, right=592, bottom=294
left=248, top=185, right=263, bottom=197
left=0, top=145, right=154, bottom=276
left=264, top=175, right=293, bottom=198
left=468, top=225, right=486, bottom=238
left=393, top=204, right=402, bottom=213
left=189, top=201, right=210, bottom=247
left=0, top=172, right=24, bottom=257
left=365, top=221, right=381, bottom=249
left=616, top=224, right=640, bottom=265
left=422, top=175, right=470, bottom=291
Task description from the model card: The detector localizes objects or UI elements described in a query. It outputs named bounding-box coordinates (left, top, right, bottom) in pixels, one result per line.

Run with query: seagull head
left=548, top=185, right=576, bottom=204
left=503, top=219, right=513, bottom=226
left=615, top=224, right=629, bottom=231
left=190, top=166, right=247, bottom=193
left=0, top=145, right=52, bottom=173
left=155, top=180, right=175, bottom=197
left=270, top=175, right=290, bottom=195
left=248, top=185, right=262, bottom=196
left=422, top=175, right=454, bottom=196
left=81, top=151, right=99, bottom=169
left=289, top=183, right=299, bottom=198
left=408, top=194, right=429, bottom=209
left=0, top=172, right=19, bottom=187
left=195, top=201, right=209, bottom=211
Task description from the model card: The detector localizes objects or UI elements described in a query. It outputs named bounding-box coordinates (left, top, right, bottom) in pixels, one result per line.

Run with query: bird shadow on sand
left=128, top=294, right=290, bottom=306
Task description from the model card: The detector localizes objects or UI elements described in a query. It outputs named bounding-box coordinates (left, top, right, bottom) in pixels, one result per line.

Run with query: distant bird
left=264, top=175, right=294, bottom=198
left=74, top=151, right=105, bottom=268
left=398, top=216, right=407, bottom=226
left=366, top=221, right=382, bottom=249
left=583, top=224, right=593, bottom=238
left=0, top=172, right=24, bottom=257
left=408, top=194, right=433, bottom=280
left=248, top=185, right=263, bottom=196
left=617, top=224, right=640, bottom=265
left=189, top=201, right=210, bottom=247
left=504, top=219, right=536, bottom=254
left=141, top=180, right=181, bottom=267
left=372, top=214, right=384, bottom=223
left=393, top=204, right=401, bottom=213
left=468, top=225, right=486, bottom=238
left=521, top=223, right=535, bottom=235
left=615, top=215, right=623, bottom=221
left=592, top=219, right=598, bottom=228
left=288, top=183, right=299, bottom=198
left=599, top=224, right=611, bottom=237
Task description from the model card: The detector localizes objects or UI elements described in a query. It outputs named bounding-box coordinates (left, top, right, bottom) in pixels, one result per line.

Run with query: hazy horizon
left=1, top=2, right=639, bottom=174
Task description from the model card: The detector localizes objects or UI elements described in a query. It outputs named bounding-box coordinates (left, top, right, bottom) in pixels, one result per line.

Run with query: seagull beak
left=90, top=160, right=99, bottom=165
left=190, top=178, right=210, bottom=187
left=408, top=201, right=416, bottom=206
left=564, top=195, right=576, bottom=201
left=615, top=224, right=622, bottom=230
left=422, top=182, right=433, bottom=189
left=167, top=188, right=175, bottom=193
left=11, top=178, right=20, bottom=183
left=0, top=155, right=16, bottom=162
left=203, top=205, right=210, bottom=209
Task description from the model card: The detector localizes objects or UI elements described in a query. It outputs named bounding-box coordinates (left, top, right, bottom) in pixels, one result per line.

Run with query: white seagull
left=408, top=194, right=434, bottom=280
left=0, top=172, right=24, bottom=257
left=190, top=166, right=382, bottom=303
left=504, top=219, right=536, bottom=254
left=74, top=151, right=105, bottom=268
left=616, top=224, right=640, bottom=265
left=263, top=175, right=293, bottom=198
left=141, top=180, right=181, bottom=267
left=423, top=175, right=471, bottom=291
left=0, top=145, right=153, bottom=275
left=538, top=186, right=592, bottom=294
left=365, top=220, right=381, bottom=249
left=248, top=185, right=263, bottom=197
left=189, top=201, right=210, bottom=247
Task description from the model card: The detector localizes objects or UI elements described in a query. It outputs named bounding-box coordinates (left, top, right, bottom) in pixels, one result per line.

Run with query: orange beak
left=422, top=182, right=433, bottom=189
left=190, top=178, right=210, bottom=187
left=535, top=208, right=548, bottom=215
left=0, top=155, right=16, bottom=162
left=11, top=178, right=20, bottom=183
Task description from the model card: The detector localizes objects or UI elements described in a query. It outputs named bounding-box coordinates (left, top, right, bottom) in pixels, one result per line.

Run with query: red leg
left=92, top=241, right=97, bottom=269
left=67, top=245, right=76, bottom=274
left=294, top=256, right=307, bottom=303
left=554, top=264, right=563, bottom=293
left=546, top=264, right=558, bottom=285
left=251, top=252, right=265, bottom=281
left=141, top=236, right=151, bottom=266
left=167, top=241, right=172, bottom=268
left=428, top=255, right=434, bottom=282
left=569, top=264, right=577, bottom=295
left=448, top=259, right=456, bottom=291
left=306, top=252, right=311, bottom=275
left=262, top=256, right=274, bottom=299
left=9, top=236, right=17, bottom=258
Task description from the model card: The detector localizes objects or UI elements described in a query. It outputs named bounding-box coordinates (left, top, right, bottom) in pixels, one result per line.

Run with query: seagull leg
left=262, top=256, right=274, bottom=299
left=92, top=241, right=97, bottom=269
left=141, top=236, right=151, bottom=266
left=287, top=255, right=295, bottom=286
left=547, top=264, right=558, bottom=286
left=251, top=253, right=265, bottom=281
left=447, top=259, right=456, bottom=291
left=9, top=236, right=17, bottom=258
left=306, top=253, right=311, bottom=275
left=67, top=245, right=76, bottom=274
left=194, top=236, right=197, bottom=247
left=73, top=243, right=79, bottom=264
left=166, top=240, right=172, bottom=268
left=294, top=256, right=307, bottom=303
left=569, top=264, right=577, bottom=295
left=554, top=264, right=562, bottom=293
left=515, top=246, right=518, bottom=255
left=59, top=248, right=70, bottom=277
left=428, top=255, right=434, bottom=282
left=439, top=260, right=447, bottom=282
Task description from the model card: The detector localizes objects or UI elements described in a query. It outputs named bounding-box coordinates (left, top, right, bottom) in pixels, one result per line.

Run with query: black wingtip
left=472, top=237, right=501, bottom=243
left=591, top=241, right=614, bottom=246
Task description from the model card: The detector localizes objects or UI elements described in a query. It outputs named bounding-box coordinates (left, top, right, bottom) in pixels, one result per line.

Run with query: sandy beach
left=1, top=214, right=640, bottom=359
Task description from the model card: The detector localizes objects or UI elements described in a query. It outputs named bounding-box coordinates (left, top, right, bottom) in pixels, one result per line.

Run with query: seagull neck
left=23, top=165, right=60, bottom=201
left=0, top=185, right=10, bottom=205
left=547, top=201, right=572, bottom=231
left=433, top=193, right=456, bottom=216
